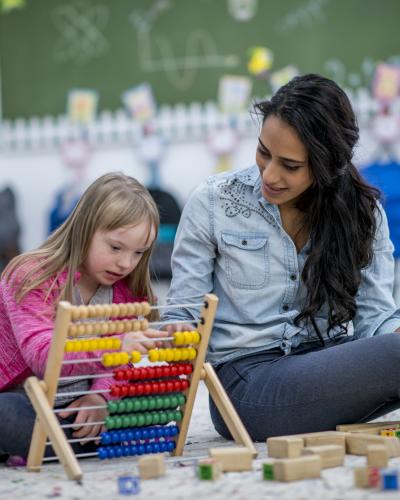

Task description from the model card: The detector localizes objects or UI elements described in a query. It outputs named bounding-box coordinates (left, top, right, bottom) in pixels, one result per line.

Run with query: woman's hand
left=122, top=328, right=171, bottom=353
left=58, top=393, right=108, bottom=444
left=163, top=322, right=196, bottom=336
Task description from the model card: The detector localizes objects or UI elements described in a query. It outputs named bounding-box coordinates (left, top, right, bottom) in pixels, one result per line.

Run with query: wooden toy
left=23, top=294, right=256, bottom=481
left=273, top=455, right=321, bottom=482
left=337, top=421, right=400, bottom=434
left=366, top=444, right=389, bottom=468
left=118, top=475, right=140, bottom=495
left=346, top=433, right=400, bottom=457
left=198, top=458, right=222, bottom=480
left=267, top=436, right=303, bottom=458
left=262, top=462, right=275, bottom=480
left=302, top=431, right=347, bottom=449
left=208, top=446, right=253, bottom=472
left=381, top=468, right=399, bottom=490
left=301, top=444, right=345, bottom=468
left=138, top=454, right=165, bottom=479
left=353, top=467, right=370, bottom=488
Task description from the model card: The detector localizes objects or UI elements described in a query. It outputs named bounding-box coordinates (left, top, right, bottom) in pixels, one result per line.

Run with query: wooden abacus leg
left=202, top=362, right=257, bottom=457
left=24, top=377, right=82, bottom=482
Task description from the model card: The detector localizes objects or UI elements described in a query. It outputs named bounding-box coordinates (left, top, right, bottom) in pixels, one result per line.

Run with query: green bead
left=130, top=415, right=137, bottom=427
left=114, top=417, right=122, bottom=428
left=141, top=399, right=149, bottom=411
left=152, top=413, right=160, bottom=424
left=107, top=401, right=118, bottom=414
left=155, top=396, right=163, bottom=409
left=147, top=397, right=156, bottom=410
left=118, top=401, right=126, bottom=413
left=122, top=416, right=131, bottom=428
left=170, top=396, right=178, bottom=408
left=175, top=411, right=182, bottom=421
left=159, top=412, right=167, bottom=424
left=163, top=396, right=171, bottom=408
left=137, top=414, right=145, bottom=426
left=105, top=416, right=114, bottom=429
left=125, top=400, right=134, bottom=412
left=145, top=413, right=153, bottom=425
left=133, top=400, right=142, bottom=412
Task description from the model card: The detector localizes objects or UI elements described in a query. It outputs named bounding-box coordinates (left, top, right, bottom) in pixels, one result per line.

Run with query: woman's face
left=256, top=115, right=314, bottom=208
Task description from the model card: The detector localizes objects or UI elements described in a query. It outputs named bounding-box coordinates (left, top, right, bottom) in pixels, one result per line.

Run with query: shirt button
left=241, top=240, right=247, bottom=246
left=282, top=304, right=289, bottom=312
left=290, top=274, right=297, bottom=281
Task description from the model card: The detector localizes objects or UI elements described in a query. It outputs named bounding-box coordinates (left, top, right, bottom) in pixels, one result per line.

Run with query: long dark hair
left=254, top=74, right=380, bottom=342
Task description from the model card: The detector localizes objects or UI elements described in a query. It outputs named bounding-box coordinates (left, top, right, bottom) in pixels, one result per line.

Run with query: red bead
left=163, top=366, right=171, bottom=377
left=155, top=367, right=163, bottom=378
left=128, top=384, right=137, bottom=396
left=121, top=385, right=129, bottom=397
left=159, top=382, right=166, bottom=393
left=181, top=379, right=189, bottom=390
left=136, top=383, right=144, bottom=395
left=111, top=386, right=121, bottom=397
left=114, top=369, right=124, bottom=381
left=143, top=383, right=152, bottom=394
left=125, top=368, right=133, bottom=380
left=147, top=367, right=155, bottom=379
left=166, top=381, right=174, bottom=392
left=185, top=364, right=193, bottom=374
left=173, top=380, right=181, bottom=391
left=170, top=365, right=178, bottom=377
left=151, top=382, right=159, bottom=393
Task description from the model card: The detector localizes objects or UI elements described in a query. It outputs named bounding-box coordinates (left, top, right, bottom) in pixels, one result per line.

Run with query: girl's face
left=80, top=220, right=156, bottom=293
left=256, top=115, right=314, bottom=208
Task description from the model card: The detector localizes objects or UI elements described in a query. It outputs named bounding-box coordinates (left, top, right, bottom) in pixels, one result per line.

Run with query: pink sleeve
left=3, top=278, right=109, bottom=378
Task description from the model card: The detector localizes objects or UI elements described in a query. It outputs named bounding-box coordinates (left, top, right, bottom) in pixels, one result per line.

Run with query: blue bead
left=152, top=443, right=160, bottom=453
left=133, top=429, right=142, bottom=440
left=148, top=428, right=157, bottom=439
left=111, top=431, right=120, bottom=444
left=115, top=446, right=123, bottom=457
left=142, top=429, right=149, bottom=439
left=129, top=445, right=138, bottom=456
left=156, top=427, right=164, bottom=437
left=137, top=445, right=145, bottom=455
left=122, top=446, right=130, bottom=457
left=107, top=447, right=116, bottom=459
left=100, top=432, right=111, bottom=445
left=170, top=426, right=179, bottom=436
left=145, top=444, right=153, bottom=454
left=120, top=431, right=127, bottom=443
left=98, top=447, right=108, bottom=460
left=167, top=441, right=175, bottom=451
left=159, top=442, right=167, bottom=452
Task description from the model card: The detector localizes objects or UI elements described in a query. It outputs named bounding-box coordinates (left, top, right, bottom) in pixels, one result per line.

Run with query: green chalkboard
left=0, top=0, right=399, bottom=119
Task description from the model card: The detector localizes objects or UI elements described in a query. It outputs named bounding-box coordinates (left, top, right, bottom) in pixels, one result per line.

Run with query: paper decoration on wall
left=373, top=63, right=400, bottom=103
left=270, top=65, right=299, bottom=93
left=228, top=0, right=258, bottom=21
left=247, top=46, right=273, bottom=78
left=208, top=122, right=239, bottom=173
left=67, top=88, right=98, bottom=125
left=122, top=83, right=157, bottom=123
left=218, top=75, right=252, bottom=113
left=0, top=0, right=25, bottom=13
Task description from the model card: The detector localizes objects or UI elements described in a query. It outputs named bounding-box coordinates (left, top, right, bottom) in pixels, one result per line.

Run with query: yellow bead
left=131, top=351, right=141, bottom=363
left=113, top=338, right=121, bottom=349
left=148, top=349, right=159, bottom=362
left=188, top=347, right=197, bottom=360
left=89, top=340, right=98, bottom=351
left=183, top=331, right=192, bottom=344
left=180, top=348, right=189, bottom=360
left=192, top=331, right=201, bottom=343
left=173, top=332, right=184, bottom=345
left=104, top=338, right=112, bottom=350
left=173, top=349, right=181, bottom=361
left=82, top=340, right=91, bottom=351
left=98, top=339, right=106, bottom=350
left=102, top=353, right=112, bottom=367
left=158, top=349, right=166, bottom=362
left=165, top=349, right=173, bottom=362
left=65, top=340, right=74, bottom=352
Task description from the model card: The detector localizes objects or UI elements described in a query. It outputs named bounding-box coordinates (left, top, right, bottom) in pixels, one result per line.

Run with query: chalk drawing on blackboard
left=52, top=0, right=110, bottom=65
left=228, top=0, right=258, bottom=22
left=130, top=1, right=240, bottom=91
left=278, top=0, right=330, bottom=35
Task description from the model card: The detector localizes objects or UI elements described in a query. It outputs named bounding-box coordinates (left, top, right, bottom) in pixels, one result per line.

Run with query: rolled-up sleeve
left=353, top=205, right=400, bottom=337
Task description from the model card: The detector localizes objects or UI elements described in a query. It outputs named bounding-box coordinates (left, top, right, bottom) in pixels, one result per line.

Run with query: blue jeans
left=0, top=392, right=98, bottom=458
left=210, top=333, right=400, bottom=441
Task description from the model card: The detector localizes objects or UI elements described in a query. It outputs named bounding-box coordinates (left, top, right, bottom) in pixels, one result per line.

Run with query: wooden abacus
left=24, top=294, right=256, bottom=481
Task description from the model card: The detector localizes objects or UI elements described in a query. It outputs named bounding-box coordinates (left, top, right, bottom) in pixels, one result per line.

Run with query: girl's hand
left=58, top=394, right=108, bottom=444
left=122, top=328, right=171, bottom=353
left=163, top=322, right=196, bottom=336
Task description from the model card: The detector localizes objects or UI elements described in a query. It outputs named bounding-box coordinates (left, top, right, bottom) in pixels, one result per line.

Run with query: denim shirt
left=163, top=165, right=400, bottom=365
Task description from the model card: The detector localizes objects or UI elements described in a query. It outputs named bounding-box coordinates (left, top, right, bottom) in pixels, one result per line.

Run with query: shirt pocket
left=221, top=232, right=269, bottom=289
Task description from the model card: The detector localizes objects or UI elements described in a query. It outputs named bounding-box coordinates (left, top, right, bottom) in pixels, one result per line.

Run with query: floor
left=1, top=382, right=400, bottom=500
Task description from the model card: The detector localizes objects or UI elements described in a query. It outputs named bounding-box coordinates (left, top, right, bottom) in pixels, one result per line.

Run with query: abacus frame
left=24, top=293, right=256, bottom=481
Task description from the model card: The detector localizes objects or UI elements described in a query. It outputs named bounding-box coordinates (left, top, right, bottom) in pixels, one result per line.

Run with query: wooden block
left=353, top=467, right=371, bottom=488
left=301, top=444, right=345, bottom=468
left=303, top=431, right=347, bottom=449
left=337, top=420, right=400, bottom=433
left=198, top=458, right=222, bottom=480
left=267, top=436, right=304, bottom=458
left=346, top=433, right=400, bottom=457
left=208, top=447, right=253, bottom=472
left=273, top=455, right=321, bottom=482
left=138, top=454, right=166, bottom=479
left=262, top=461, right=275, bottom=480
left=367, top=444, right=389, bottom=468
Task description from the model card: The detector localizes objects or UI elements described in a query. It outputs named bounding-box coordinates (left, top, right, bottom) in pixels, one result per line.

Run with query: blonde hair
left=3, top=172, right=160, bottom=320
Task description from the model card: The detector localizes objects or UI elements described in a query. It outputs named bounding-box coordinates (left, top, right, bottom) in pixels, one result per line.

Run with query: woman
left=163, top=74, right=400, bottom=440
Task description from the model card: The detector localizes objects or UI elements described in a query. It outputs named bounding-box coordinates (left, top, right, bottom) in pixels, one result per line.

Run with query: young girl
left=0, top=172, right=167, bottom=461
left=163, top=74, right=400, bottom=441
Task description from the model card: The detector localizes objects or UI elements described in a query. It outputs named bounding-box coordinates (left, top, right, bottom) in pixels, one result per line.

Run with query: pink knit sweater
left=0, top=268, right=140, bottom=399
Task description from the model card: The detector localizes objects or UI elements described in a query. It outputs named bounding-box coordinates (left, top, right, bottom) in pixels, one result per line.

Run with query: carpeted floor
left=1, top=382, right=400, bottom=500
